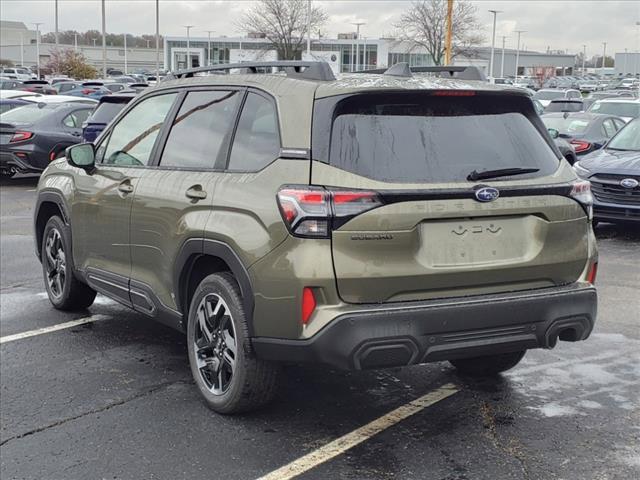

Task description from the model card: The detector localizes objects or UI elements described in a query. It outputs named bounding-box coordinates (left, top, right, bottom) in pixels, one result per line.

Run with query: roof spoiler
left=355, top=63, right=487, bottom=81
left=167, top=61, right=336, bottom=82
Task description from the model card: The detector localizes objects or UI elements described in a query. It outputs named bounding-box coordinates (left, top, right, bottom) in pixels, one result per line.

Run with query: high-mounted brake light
left=569, top=180, right=593, bottom=219
left=570, top=140, right=591, bottom=154
left=432, top=90, right=476, bottom=96
left=276, top=187, right=382, bottom=238
left=10, top=131, right=33, bottom=143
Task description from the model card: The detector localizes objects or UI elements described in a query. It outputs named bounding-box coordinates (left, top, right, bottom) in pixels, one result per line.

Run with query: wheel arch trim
left=34, top=190, right=71, bottom=261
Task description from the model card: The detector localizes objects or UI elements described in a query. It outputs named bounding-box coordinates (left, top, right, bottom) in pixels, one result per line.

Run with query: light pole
left=582, top=44, right=586, bottom=75
left=514, top=30, right=525, bottom=81
left=184, top=25, right=194, bottom=69
left=307, top=0, right=311, bottom=56
left=20, top=32, right=24, bottom=66
left=33, top=23, right=43, bottom=78
left=623, top=48, right=627, bottom=76
left=92, top=38, right=97, bottom=47
left=155, top=0, right=160, bottom=77
left=54, top=0, right=59, bottom=48
left=101, top=0, right=107, bottom=77
left=500, top=35, right=507, bottom=78
left=488, top=10, right=501, bottom=79
left=205, top=30, right=215, bottom=66
left=124, top=33, right=128, bottom=74
left=601, top=42, right=607, bottom=77
left=74, top=33, right=78, bottom=52
left=351, top=21, right=365, bottom=71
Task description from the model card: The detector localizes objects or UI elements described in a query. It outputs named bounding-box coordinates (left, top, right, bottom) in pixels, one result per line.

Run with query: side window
left=102, top=93, right=177, bottom=166
left=602, top=119, right=616, bottom=138
left=159, top=90, right=241, bottom=169
left=613, top=118, right=626, bottom=131
left=62, top=109, right=92, bottom=128
left=227, top=92, right=280, bottom=172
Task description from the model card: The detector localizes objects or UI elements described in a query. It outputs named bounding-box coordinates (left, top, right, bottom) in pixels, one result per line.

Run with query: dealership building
left=163, top=34, right=576, bottom=77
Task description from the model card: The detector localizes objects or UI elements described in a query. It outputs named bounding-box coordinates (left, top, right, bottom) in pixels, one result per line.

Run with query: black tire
left=187, top=272, right=279, bottom=414
left=41, top=215, right=96, bottom=310
left=449, top=350, right=526, bottom=376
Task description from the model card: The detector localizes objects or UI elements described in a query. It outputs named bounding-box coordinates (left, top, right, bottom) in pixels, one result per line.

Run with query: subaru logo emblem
left=475, top=187, right=500, bottom=202
left=620, top=178, right=639, bottom=189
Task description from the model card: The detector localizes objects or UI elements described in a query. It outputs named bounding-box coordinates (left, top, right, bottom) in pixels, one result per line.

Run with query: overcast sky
left=1, top=0, right=638, bottom=56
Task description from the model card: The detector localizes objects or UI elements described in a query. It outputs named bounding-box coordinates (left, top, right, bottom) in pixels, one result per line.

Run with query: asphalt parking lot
left=1, top=175, right=639, bottom=480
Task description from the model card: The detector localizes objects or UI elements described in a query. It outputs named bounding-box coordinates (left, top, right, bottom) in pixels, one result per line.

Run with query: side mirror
left=547, top=128, right=560, bottom=139
left=66, top=143, right=95, bottom=170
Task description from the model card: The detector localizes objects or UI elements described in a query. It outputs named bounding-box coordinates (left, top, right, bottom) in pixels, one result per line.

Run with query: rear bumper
left=0, top=151, right=42, bottom=173
left=252, top=283, right=597, bottom=370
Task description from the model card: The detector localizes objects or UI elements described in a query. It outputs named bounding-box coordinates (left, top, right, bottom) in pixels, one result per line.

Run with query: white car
left=0, top=67, right=34, bottom=81
left=587, top=98, right=640, bottom=123
left=21, top=94, right=98, bottom=105
left=0, top=89, right=42, bottom=100
left=533, top=89, right=582, bottom=108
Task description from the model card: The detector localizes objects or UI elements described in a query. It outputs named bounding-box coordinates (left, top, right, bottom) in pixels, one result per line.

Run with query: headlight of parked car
left=573, top=161, right=590, bottom=178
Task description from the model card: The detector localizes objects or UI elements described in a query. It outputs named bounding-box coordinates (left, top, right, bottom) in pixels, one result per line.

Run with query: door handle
left=118, top=180, right=134, bottom=194
left=185, top=185, right=207, bottom=200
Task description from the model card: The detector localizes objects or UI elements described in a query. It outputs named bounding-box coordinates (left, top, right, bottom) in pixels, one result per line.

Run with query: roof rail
left=356, top=63, right=486, bottom=81
left=168, top=61, right=336, bottom=82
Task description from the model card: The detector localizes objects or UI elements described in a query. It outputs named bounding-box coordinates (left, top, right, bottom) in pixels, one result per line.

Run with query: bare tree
left=237, top=0, right=328, bottom=60
left=396, top=0, right=484, bottom=65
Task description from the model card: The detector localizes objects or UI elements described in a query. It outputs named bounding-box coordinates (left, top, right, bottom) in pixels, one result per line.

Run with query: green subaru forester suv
left=34, top=62, right=598, bottom=414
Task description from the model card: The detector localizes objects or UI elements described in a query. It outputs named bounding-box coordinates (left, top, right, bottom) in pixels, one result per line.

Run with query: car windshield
left=534, top=91, right=566, bottom=101
left=0, top=103, right=60, bottom=123
left=589, top=102, right=640, bottom=118
left=326, top=93, right=559, bottom=183
left=542, top=117, right=590, bottom=135
left=607, top=119, right=640, bottom=151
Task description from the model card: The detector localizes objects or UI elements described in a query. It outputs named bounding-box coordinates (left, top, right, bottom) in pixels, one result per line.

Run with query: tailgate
left=329, top=193, right=588, bottom=303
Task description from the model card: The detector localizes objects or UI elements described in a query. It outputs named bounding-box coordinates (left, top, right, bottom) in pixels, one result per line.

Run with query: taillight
left=570, top=140, right=591, bottom=154
left=10, top=131, right=33, bottom=143
left=569, top=180, right=593, bottom=219
left=301, top=287, right=316, bottom=324
left=276, top=187, right=382, bottom=238
left=586, top=262, right=598, bottom=284
left=82, top=88, right=95, bottom=94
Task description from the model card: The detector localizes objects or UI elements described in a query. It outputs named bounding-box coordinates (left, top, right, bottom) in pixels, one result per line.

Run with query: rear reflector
left=587, top=262, right=598, bottom=284
left=301, top=287, right=316, bottom=324
left=10, top=131, right=33, bottom=143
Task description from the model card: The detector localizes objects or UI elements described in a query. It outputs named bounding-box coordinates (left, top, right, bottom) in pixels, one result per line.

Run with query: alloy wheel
left=193, top=294, right=238, bottom=395
left=44, top=228, right=66, bottom=299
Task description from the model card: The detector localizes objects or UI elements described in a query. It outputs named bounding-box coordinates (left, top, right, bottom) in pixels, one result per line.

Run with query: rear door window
left=227, top=92, right=280, bottom=171
left=324, top=93, right=559, bottom=183
left=89, top=101, right=128, bottom=123
left=159, top=90, right=241, bottom=169
left=62, top=108, right=92, bottom=128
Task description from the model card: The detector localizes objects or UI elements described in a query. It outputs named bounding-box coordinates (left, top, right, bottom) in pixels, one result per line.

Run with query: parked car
left=103, top=82, right=129, bottom=93
left=82, top=91, right=135, bottom=142
left=0, top=67, right=33, bottom=81
left=0, top=90, right=42, bottom=100
left=19, top=80, right=57, bottom=95
left=53, top=81, right=82, bottom=94
left=587, top=98, right=640, bottom=123
left=579, top=79, right=599, bottom=93
left=542, top=112, right=627, bottom=156
left=0, top=102, right=94, bottom=177
left=546, top=128, right=578, bottom=164
left=545, top=99, right=584, bottom=113
left=0, top=98, right=31, bottom=115
left=33, top=61, right=598, bottom=414
left=0, top=78, right=23, bottom=90
left=65, top=82, right=111, bottom=100
left=534, top=89, right=582, bottom=108
left=49, top=77, right=72, bottom=85
left=574, top=117, right=640, bottom=223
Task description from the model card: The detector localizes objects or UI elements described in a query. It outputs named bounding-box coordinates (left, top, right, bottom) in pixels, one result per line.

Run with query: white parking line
left=0, top=315, right=108, bottom=344
left=257, top=383, right=460, bottom=480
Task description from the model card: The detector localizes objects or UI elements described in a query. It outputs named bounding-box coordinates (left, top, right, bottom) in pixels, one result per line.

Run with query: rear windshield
left=0, top=103, right=59, bottom=123
left=322, top=93, right=559, bottom=183
left=607, top=118, right=640, bottom=151
left=589, top=102, right=640, bottom=118
left=89, top=101, right=127, bottom=123
left=541, top=117, right=590, bottom=135
left=534, top=91, right=566, bottom=101
left=545, top=102, right=583, bottom=113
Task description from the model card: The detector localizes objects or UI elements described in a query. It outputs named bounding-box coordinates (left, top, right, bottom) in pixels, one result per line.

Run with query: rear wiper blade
left=467, top=167, right=540, bottom=181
